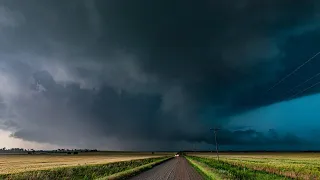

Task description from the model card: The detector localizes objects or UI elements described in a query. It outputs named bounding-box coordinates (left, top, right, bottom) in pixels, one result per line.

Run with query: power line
left=293, top=72, right=320, bottom=89
left=286, top=72, right=320, bottom=95
left=267, top=51, right=320, bottom=92
left=289, top=80, right=320, bottom=99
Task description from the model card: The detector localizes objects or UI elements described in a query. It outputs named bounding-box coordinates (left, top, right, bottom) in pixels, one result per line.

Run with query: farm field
left=0, top=152, right=171, bottom=175
left=188, top=152, right=320, bottom=180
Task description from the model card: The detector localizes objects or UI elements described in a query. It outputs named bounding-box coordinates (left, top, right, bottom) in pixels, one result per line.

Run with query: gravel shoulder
left=129, top=157, right=203, bottom=180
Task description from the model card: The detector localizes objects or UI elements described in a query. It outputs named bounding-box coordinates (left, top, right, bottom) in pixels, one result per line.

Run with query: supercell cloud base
left=0, top=0, right=320, bottom=150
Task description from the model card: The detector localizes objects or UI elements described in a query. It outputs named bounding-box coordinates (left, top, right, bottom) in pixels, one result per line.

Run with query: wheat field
left=189, top=152, right=320, bottom=179
left=0, top=152, right=169, bottom=174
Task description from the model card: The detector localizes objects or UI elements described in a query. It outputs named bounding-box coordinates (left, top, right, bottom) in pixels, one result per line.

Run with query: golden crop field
left=0, top=152, right=171, bottom=175
left=189, top=152, right=320, bottom=179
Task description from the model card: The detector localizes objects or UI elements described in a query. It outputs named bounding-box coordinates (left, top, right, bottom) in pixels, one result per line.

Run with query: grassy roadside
left=187, top=156, right=291, bottom=180
left=98, top=157, right=172, bottom=180
left=186, top=156, right=222, bottom=180
left=0, top=157, right=169, bottom=180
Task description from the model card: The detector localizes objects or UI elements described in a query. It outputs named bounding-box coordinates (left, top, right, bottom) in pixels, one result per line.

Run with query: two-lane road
left=129, top=157, right=203, bottom=180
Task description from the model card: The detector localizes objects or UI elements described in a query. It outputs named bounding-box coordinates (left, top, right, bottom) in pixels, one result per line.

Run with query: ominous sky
left=1, top=0, right=320, bottom=150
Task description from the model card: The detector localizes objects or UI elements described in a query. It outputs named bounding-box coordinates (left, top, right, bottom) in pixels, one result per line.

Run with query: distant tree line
left=0, top=147, right=27, bottom=153
left=0, top=147, right=98, bottom=154
left=52, top=149, right=98, bottom=154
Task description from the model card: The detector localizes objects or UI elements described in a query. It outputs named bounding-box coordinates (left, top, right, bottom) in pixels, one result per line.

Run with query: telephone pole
left=210, top=127, right=220, bottom=160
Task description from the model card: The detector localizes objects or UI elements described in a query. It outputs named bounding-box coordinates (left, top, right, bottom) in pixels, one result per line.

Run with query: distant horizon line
left=2, top=149, right=320, bottom=153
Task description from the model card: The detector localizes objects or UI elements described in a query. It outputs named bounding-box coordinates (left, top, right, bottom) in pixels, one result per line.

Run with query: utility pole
left=210, top=127, right=220, bottom=160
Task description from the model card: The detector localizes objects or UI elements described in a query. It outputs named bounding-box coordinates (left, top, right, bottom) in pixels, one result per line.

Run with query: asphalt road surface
left=129, top=157, right=203, bottom=180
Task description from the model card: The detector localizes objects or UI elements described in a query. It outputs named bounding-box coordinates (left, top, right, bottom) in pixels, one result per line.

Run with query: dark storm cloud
left=1, top=0, right=320, bottom=149
left=214, top=129, right=302, bottom=145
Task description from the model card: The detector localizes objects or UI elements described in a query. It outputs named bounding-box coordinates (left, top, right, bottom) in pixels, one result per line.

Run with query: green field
left=187, top=152, right=320, bottom=180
